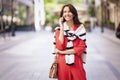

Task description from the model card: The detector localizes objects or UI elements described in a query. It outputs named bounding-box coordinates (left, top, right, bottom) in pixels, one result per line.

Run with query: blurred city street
left=0, top=27, right=120, bottom=80
left=0, top=0, right=120, bottom=80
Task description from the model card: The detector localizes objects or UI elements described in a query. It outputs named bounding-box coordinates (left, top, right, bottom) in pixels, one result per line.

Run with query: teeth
left=66, top=17, right=70, bottom=18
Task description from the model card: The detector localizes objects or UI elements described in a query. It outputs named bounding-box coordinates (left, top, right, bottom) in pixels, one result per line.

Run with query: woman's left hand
left=54, top=48, right=60, bottom=54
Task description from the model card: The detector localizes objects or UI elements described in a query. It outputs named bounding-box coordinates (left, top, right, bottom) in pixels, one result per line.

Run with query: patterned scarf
left=53, top=22, right=87, bottom=65
left=63, top=22, right=87, bottom=65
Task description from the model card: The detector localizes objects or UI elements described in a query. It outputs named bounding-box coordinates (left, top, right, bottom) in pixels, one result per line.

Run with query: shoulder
left=75, top=23, right=85, bottom=29
left=54, top=26, right=60, bottom=35
left=54, top=26, right=60, bottom=31
left=53, top=26, right=60, bottom=33
left=79, top=23, right=85, bottom=28
left=76, top=23, right=86, bottom=32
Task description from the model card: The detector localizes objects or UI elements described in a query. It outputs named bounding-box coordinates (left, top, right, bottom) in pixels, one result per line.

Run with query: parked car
left=116, top=23, right=120, bottom=39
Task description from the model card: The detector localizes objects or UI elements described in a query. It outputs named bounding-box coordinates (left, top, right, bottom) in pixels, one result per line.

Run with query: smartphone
left=62, top=17, right=65, bottom=23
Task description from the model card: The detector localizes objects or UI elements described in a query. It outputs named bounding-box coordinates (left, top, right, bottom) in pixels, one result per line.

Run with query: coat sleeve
left=54, top=29, right=65, bottom=50
left=73, top=39, right=86, bottom=56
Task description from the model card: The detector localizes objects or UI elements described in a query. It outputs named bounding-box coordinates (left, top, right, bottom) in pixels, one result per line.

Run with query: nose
left=65, top=12, right=70, bottom=16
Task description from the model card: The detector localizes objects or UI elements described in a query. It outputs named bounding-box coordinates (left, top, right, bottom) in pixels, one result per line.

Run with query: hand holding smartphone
left=59, top=17, right=64, bottom=28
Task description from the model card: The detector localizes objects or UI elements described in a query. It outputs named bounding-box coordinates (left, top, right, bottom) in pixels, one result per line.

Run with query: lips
left=65, top=16, right=72, bottom=20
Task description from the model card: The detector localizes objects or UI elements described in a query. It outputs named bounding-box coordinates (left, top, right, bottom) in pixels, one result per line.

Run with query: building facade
left=94, top=0, right=120, bottom=30
left=0, top=0, right=34, bottom=32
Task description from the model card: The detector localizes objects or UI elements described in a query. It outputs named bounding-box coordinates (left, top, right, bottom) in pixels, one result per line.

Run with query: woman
left=53, top=4, right=87, bottom=80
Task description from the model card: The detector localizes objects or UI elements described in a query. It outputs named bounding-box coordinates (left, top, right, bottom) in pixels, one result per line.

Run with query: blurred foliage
left=44, top=0, right=56, bottom=4
left=57, top=0, right=83, bottom=5
left=19, top=6, right=27, bottom=25
left=84, top=20, right=91, bottom=32
left=2, top=11, right=9, bottom=15
left=88, top=6, right=95, bottom=17
left=44, top=0, right=83, bottom=30
left=102, top=20, right=114, bottom=26
left=44, top=0, right=60, bottom=29
left=88, top=0, right=95, bottom=17
left=102, top=20, right=115, bottom=30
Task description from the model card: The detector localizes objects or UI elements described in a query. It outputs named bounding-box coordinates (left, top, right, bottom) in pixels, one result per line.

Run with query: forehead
left=63, top=6, right=70, bottom=11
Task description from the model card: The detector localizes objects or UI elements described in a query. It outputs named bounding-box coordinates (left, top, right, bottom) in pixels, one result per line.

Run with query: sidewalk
left=91, top=26, right=120, bottom=44
left=0, top=28, right=119, bottom=80
left=0, top=31, right=35, bottom=45
left=85, top=27, right=120, bottom=80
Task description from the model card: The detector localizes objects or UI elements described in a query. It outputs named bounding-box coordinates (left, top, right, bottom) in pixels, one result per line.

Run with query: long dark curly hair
left=60, top=4, right=81, bottom=25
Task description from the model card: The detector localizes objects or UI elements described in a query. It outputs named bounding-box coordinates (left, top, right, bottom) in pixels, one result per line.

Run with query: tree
left=44, top=0, right=59, bottom=29
left=88, top=0, right=95, bottom=17
left=57, top=0, right=83, bottom=5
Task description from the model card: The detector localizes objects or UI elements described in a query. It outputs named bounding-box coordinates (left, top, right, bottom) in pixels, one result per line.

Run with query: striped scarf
left=53, top=22, right=87, bottom=64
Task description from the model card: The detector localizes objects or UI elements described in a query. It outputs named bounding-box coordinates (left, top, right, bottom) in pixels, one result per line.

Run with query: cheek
left=70, top=13, right=74, bottom=17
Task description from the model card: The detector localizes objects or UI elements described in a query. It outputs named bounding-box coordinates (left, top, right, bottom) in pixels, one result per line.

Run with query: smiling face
left=60, top=4, right=81, bottom=25
left=63, top=6, right=74, bottom=22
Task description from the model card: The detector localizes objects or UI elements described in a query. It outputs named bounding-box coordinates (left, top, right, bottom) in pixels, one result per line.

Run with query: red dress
left=54, top=25, right=86, bottom=80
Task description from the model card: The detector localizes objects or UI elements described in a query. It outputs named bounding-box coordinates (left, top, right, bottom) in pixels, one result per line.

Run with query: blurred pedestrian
left=53, top=4, right=87, bottom=80
left=116, top=22, right=120, bottom=39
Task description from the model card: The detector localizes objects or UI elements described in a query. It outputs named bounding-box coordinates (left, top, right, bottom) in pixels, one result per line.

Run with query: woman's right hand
left=59, top=17, right=64, bottom=28
left=58, top=17, right=64, bottom=43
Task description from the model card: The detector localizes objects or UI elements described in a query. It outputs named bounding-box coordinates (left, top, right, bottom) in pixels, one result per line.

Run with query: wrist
left=58, top=50, right=64, bottom=54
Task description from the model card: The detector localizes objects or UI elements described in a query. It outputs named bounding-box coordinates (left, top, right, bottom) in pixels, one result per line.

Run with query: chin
left=66, top=19, right=72, bottom=22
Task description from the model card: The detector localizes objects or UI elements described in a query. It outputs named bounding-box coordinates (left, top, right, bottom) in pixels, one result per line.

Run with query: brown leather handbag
left=49, top=54, right=58, bottom=78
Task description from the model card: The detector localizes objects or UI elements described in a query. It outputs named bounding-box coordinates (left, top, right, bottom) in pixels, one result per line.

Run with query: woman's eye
left=63, top=11, right=66, bottom=13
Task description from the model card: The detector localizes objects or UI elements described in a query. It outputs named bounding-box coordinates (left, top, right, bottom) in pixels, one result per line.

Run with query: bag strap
left=54, top=53, right=58, bottom=63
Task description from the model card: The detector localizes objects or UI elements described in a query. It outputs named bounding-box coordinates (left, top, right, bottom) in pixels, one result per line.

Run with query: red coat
left=54, top=25, right=86, bottom=80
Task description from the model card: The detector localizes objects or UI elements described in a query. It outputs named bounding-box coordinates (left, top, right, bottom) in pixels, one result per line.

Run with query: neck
left=66, top=20, right=74, bottom=29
